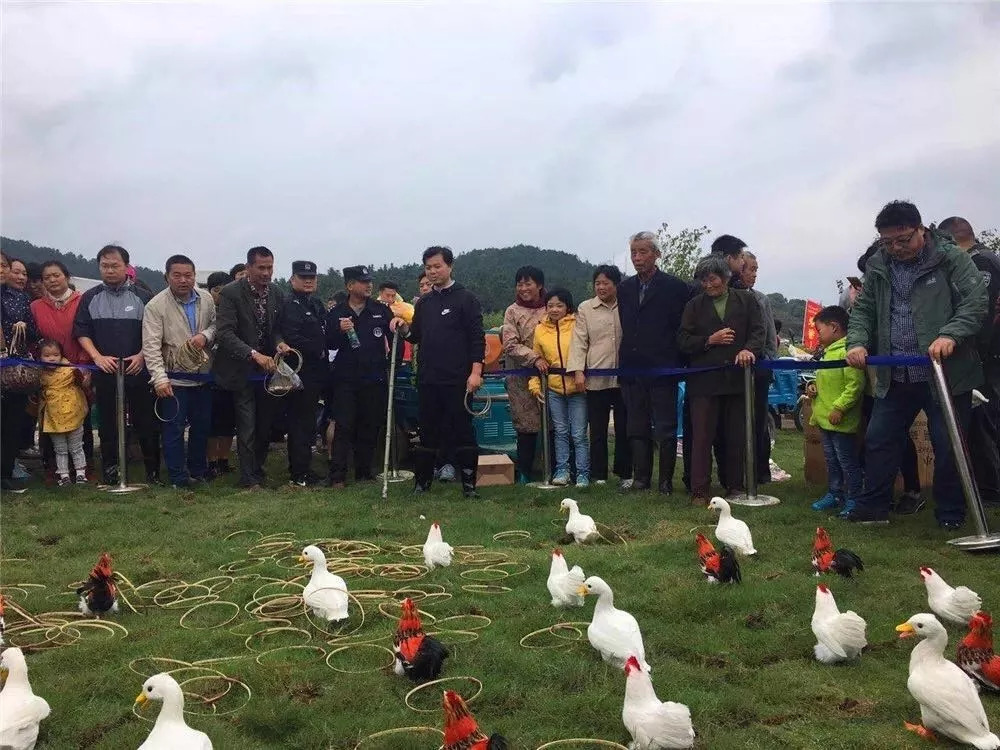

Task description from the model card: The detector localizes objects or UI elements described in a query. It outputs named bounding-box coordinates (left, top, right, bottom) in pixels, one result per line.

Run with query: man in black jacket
left=213, top=246, right=282, bottom=489
left=394, top=246, right=485, bottom=498
left=325, top=265, right=395, bottom=488
left=618, top=231, right=692, bottom=494
left=275, top=260, right=327, bottom=487
left=74, top=244, right=160, bottom=485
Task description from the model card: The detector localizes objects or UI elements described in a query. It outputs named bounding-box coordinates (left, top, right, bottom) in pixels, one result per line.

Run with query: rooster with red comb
left=76, top=552, right=118, bottom=617
left=393, top=597, right=449, bottom=681
left=811, top=527, right=864, bottom=578
left=442, top=690, right=507, bottom=750
left=957, top=611, right=1000, bottom=692
left=622, top=655, right=695, bottom=748
left=694, top=534, right=740, bottom=584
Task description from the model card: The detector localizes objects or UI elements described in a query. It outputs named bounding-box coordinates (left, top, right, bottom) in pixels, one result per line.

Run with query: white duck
left=811, top=584, right=867, bottom=664
left=299, top=545, right=349, bottom=622
left=896, top=613, right=999, bottom=749
left=920, top=566, right=982, bottom=626
left=547, top=548, right=585, bottom=608
left=580, top=576, right=650, bottom=672
left=135, top=673, right=213, bottom=750
left=622, top=655, right=695, bottom=749
left=560, top=498, right=599, bottom=544
left=0, top=647, right=50, bottom=750
left=422, top=522, right=454, bottom=570
left=707, top=497, right=756, bottom=556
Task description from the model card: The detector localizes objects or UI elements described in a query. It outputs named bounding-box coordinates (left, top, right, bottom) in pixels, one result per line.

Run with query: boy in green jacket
left=808, top=306, right=866, bottom=516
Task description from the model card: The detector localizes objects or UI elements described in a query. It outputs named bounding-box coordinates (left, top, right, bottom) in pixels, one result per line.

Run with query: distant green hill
left=0, top=237, right=166, bottom=292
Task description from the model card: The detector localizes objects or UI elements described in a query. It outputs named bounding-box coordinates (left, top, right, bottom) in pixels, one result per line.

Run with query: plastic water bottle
left=345, top=323, right=361, bottom=349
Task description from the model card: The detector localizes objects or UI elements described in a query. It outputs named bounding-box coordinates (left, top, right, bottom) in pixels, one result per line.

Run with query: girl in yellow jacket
left=529, top=289, right=589, bottom=487
left=37, top=339, right=90, bottom=486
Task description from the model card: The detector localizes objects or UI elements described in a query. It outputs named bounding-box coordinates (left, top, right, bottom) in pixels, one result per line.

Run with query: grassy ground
left=1, top=432, right=998, bottom=750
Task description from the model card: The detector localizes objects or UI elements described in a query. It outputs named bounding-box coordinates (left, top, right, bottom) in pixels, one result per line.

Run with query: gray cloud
left=2, top=2, right=998, bottom=301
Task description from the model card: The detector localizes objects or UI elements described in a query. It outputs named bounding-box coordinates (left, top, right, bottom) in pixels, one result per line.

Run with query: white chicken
left=422, top=522, right=454, bottom=570
left=0, top=647, right=50, bottom=750
left=920, top=566, right=982, bottom=627
left=560, top=498, right=600, bottom=544
left=580, top=576, right=650, bottom=672
left=707, top=497, right=756, bottom=556
left=299, top=545, right=349, bottom=622
left=135, top=673, right=213, bottom=750
left=622, top=655, right=695, bottom=749
left=811, top=584, right=867, bottom=664
left=896, top=613, right=999, bottom=749
left=547, top=548, right=585, bottom=608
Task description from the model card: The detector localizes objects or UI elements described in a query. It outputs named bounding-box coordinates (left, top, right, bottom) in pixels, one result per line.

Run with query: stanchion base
left=947, top=533, right=1000, bottom=551
left=527, top=481, right=561, bottom=490
left=727, top=493, right=781, bottom=507
left=103, top=484, right=146, bottom=494
left=377, top=470, right=415, bottom=483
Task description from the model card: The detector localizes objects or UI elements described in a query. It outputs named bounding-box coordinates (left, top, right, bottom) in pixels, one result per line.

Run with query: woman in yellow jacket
left=529, top=288, right=589, bottom=487
left=37, top=339, right=90, bottom=486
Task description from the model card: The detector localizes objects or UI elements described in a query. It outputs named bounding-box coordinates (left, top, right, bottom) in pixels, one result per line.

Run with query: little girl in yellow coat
left=37, top=339, right=90, bottom=486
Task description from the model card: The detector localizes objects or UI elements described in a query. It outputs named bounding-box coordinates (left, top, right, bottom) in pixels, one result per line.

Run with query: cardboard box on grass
left=477, top=453, right=514, bottom=487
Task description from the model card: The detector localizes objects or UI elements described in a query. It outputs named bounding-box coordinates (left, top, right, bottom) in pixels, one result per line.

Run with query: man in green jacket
left=845, top=201, right=988, bottom=529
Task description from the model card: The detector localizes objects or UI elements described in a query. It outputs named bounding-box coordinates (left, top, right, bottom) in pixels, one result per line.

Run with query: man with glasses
left=74, top=244, right=161, bottom=485
left=845, top=201, right=988, bottom=529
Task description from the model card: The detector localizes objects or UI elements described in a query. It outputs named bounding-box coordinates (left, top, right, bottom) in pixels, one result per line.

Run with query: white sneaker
left=594, top=479, right=607, bottom=485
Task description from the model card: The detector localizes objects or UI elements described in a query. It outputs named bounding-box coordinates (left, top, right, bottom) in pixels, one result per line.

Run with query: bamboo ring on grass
left=128, top=656, right=191, bottom=677
left=326, top=631, right=393, bottom=646
left=456, top=551, right=509, bottom=565
left=353, top=726, right=443, bottom=750
left=178, top=673, right=234, bottom=705
left=372, top=563, right=427, bottom=581
left=404, top=676, right=482, bottom=713
left=244, top=625, right=312, bottom=653
left=131, top=578, right=186, bottom=595
left=325, top=644, right=395, bottom=674
left=397, top=545, right=426, bottom=560
left=247, top=539, right=296, bottom=557
left=179, top=600, right=241, bottom=630
left=461, top=584, right=512, bottom=594
left=218, top=558, right=269, bottom=573
left=595, top=523, right=630, bottom=546
left=486, top=562, right=530, bottom=577
left=535, top=740, right=629, bottom=749
left=255, top=644, right=327, bottom=667
left=459, top=568, right=509, bottom=582
left=492, top=530, right=532, bottom=541
left=519, top=622, right=587, bottom=649
left=229, top=618, right=293, bottom=637
left=190, top=575, right=236, bottom=594
left=224, top=529, right=263, bottom=543
left=302, top=590, right=366, bottom=637
left=427, top=629, right=479, bottom=644
left=433, top=615, right=491, bottom=631
left=153, top=582, right=213, bottom=606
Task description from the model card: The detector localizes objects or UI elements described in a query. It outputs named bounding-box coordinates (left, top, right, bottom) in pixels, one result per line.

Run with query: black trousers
left=94, top=371, right=159, bottom=477
left=970, top=380, right=1000, bottom=505
left=1, top=394, right=29, bottom=481
left=329, top=380, right=387, bottom=483
left=285, top=376, right=322, bottom=480
left=232, top=381, right=281, bottom=485
left=860, top=394, right=919, bottom=493
left=415, top=383, right=479, bottom=487
left=622, top=379, right=678, bottom=483
left=586, top=388, right=632, bottom=480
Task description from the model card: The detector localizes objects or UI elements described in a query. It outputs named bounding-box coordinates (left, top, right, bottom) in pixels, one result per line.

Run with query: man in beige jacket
left=141, top=254, right=216, bottom=488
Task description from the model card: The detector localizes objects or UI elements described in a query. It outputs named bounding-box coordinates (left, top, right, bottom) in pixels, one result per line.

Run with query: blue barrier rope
left=0, top=353, right=934, bottom=383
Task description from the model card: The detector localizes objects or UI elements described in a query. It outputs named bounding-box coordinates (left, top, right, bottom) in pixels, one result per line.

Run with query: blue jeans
left=549, top=393, right=589, bottom=480
left=819, top=429, right=862, bottom=503
left=855, top=381, right=971, bottom=523
left=160, top=385, right=211, bottom=485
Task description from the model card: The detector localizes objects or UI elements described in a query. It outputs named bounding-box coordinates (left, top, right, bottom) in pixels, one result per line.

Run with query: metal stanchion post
left=931, top=360, right=1000, bottom=551
left=104, top=357, right=144, bottom=494
left=729, top=364, right=780, bottom=507
left=528, top=379, right=559, bottom=490
left=380, top=330, right=412, bottom=497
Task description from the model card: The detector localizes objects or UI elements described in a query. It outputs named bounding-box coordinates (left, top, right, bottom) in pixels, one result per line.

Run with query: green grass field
left=2, top=433, right=998, bottom=750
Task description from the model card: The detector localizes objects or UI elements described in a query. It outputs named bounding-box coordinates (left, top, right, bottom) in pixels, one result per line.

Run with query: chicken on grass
left=76, top=552, right=118, bottom=617
left=423, top=522, right=454, bottom=569
left=694, top=534, right=740, bottom=584
left=393, top=597, right=449, bottom=681
left=547, top=548, right=586, bottom=607
left=0, top=647, right=50, bottom=750
left=622, top=655, right=695, bottom=749
left=811, top=584, right=867, bottom=664
left=442, top=689, right=507, bottom=750
left=920, top=567, right=982, bottom=627
left=811, top=527, right=864, bottom=578
left=896, top=613, right=999, bottom=749
left=135, top=673, right=213, bottom=750
left=956, top=611, right=1000, bottom=692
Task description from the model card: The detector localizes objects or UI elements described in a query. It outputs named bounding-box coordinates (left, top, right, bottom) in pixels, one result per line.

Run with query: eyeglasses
left=877, top=227, right=918, bottom=251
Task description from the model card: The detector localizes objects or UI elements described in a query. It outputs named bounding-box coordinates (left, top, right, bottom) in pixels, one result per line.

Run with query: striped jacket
left=73, top=282, right=151, bottom=358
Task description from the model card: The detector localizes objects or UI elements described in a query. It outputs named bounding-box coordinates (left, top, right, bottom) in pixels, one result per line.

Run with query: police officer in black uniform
left=276, top=260, right=327, bottom=486
left=325, top=265, right=395, bottom=488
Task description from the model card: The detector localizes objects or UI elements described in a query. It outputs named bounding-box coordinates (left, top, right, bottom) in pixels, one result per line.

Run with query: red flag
left=802, top=300, right=823, bottom=351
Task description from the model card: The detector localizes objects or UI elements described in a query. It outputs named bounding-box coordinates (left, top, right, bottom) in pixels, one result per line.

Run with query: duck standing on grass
left=622, top=655, right=695, bottom=749
left=579, top=576, right=650, bottom=672
left=0, top=647, right=50, bottom=750
left=135, top=673, right=212, bottom=749
left=896, top=613, right=999, bottom=749
left=707, top=497, right=756, bottom=556
left=299, top=545, right=349, bottom=622
left=559, top=498, right=600, bottom=543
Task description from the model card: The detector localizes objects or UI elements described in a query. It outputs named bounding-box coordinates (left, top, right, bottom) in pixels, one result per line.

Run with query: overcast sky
left=3, top=1, right=998, bottom=300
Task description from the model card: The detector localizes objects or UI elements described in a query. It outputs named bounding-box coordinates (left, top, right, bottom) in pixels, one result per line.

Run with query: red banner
left=802, top=300, right=822, bottom=351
